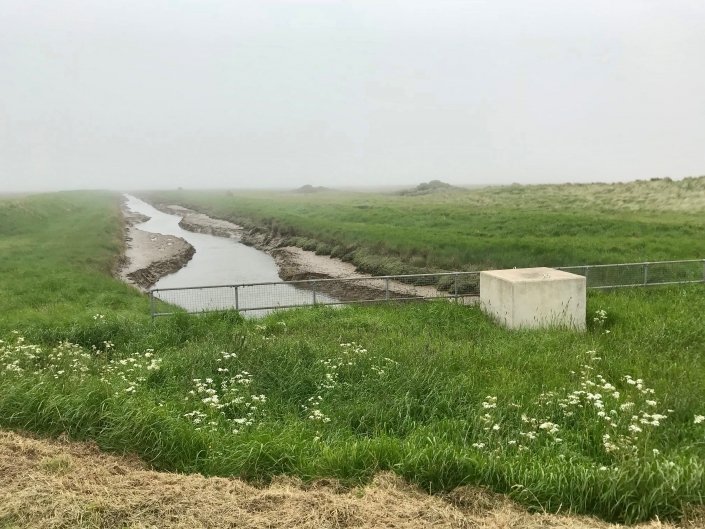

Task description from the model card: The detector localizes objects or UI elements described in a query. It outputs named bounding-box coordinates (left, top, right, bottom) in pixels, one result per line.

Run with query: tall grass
left=1, top=190, right=704, bottom=523
left=2, top=292, right=705, bottom=523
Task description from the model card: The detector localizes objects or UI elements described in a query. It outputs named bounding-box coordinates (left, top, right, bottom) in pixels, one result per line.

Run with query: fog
left=1, top=1, right=704, bottom=192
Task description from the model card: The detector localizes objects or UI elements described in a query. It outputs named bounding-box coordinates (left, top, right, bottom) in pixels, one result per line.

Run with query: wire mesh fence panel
left=640, top=260, right=705, bottom=285
left=151, top=272, right=481, bottom=317
left=559, top=260, right=705, bottom=289
left=153, top=283, right=336, bottom=315
left=559, top=263, right=649, bottom=288
left=153, top=287, right=236, bottom=313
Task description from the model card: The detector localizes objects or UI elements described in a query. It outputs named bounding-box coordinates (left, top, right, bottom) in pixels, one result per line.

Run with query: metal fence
left=149, top=259, right=705, bottom=318
left=150, top=271, right=480, bottom=317
left=557, top=259, right=705, bottom=289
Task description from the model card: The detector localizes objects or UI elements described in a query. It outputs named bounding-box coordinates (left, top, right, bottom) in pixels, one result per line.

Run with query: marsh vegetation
left=145, top=176, right=705, bottom=276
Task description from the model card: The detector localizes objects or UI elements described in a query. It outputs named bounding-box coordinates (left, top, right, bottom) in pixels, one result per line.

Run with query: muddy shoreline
left=147, top=203, right=367, bottom=286
left=149, top=202, right=476, bottom=304
left=117, top=204, right=196, bottom=291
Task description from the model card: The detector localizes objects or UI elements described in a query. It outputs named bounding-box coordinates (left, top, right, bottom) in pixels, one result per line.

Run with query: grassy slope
left=144, top=176, right=705, bottom=274
left=1, top=190, right=704, bottom=524
left=0, top=191, right=148, bottom=331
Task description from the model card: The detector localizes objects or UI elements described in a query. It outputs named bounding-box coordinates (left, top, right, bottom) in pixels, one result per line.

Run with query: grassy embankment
left=0, top=191, right=148, bottom=330
left=1, top=190, right=705, bottom=524
left=145, top=176, right=705, bottom=276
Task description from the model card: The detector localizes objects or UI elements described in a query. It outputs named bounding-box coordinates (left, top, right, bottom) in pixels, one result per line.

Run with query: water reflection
left=124, top=194, right=336, bottom=315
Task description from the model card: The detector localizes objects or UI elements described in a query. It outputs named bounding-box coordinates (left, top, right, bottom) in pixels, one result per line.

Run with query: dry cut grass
left=1, top=430, right=702, bottom=529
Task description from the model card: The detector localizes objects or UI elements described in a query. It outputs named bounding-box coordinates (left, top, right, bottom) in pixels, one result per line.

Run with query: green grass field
left=144, top=176, right=705, bottom=276
left=1, top=189, right=704, bottom=524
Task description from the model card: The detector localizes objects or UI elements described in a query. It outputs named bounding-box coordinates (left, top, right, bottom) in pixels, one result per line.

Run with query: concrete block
left=480, top=267, right=586, bottom=330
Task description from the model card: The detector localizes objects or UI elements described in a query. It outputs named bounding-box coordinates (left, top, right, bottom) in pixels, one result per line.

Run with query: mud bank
left=164, top=204, right=244, bottom=239
left=117, top=206, right=195, bottom=290
left=149, top=203, right=373, bottom=284
left=152, top=202, right=464, bottom=302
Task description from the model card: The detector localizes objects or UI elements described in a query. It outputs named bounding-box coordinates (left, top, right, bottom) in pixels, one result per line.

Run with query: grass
left=143, top=176, right=705, bottom=275
left=1, top=189, right=704, bottom=524
left=0, top=190, right=149, bottom=331
left=7, top=432, right=676, bottom=529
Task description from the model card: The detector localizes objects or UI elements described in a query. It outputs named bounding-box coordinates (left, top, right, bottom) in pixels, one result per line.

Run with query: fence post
left=234, top=286, right=239, bottom=311
left=453, top=273, right=458, bottom=302
left=149, top=290, right=155, bottom=320
left=643, top=262, right=649, bottom=286
left=312, top=281, right=317, bottom=305
left=584, top=266, right=590, bottom=288
left=385, top=278, right=389, bottom=301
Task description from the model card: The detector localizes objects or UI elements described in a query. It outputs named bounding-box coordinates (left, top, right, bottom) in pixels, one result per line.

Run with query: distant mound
left=293, top=185, right=331, bottom=194
left=398, top=180, right=463, bottom=196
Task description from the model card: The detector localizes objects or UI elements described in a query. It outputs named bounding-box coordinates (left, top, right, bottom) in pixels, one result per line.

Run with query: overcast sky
left=1, top=1, right=704, bottom=192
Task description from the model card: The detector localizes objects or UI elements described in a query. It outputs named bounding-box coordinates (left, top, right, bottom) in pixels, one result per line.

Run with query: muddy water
left=124, top=195, right=335, bottom=315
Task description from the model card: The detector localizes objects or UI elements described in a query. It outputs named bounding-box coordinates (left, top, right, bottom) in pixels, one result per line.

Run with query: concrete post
left=480, top=267, right=586, bottom=330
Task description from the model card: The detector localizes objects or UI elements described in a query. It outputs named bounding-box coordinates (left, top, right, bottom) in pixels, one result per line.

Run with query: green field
left=145, top=176, right=705, bottom=276
left=1, top=189, right=705, bottom=524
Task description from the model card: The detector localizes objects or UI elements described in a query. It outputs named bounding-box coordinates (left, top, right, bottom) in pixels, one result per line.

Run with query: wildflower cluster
left=1, top=332, right=161, bottom=395
left=470, top=350, right=685, bottom=463
left=301, top=342, right=368, bottom=423
left=183, top=350, right=267, bottom=433
left=557, top=351, right=673, bottom=458
left=1, top=332, right=43, bottom=375
left=593, top=309, right=610, bottom=334
left=473, top=396, right=503, bottom=449
left=302, top=342, right=396, bottom=424
left=101, top=348, right=162, bottom=396
left=593, top=309, right=607, bottom=325
left=474, top=393, right=563, bottom=453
